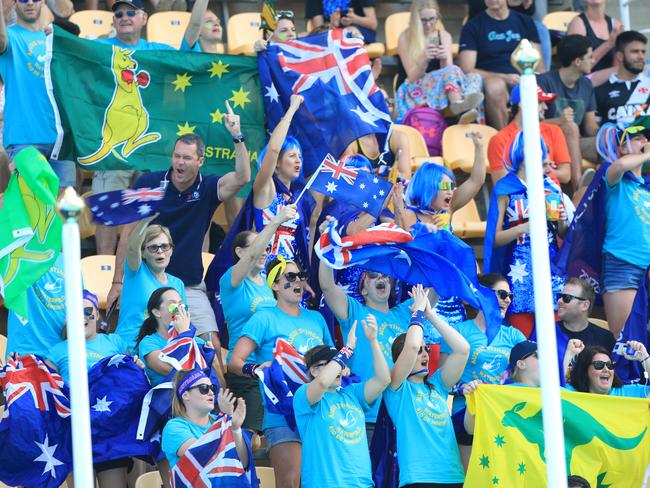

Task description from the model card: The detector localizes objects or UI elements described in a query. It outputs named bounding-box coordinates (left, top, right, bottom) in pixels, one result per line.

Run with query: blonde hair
left=171, top=369, right=194, bottom=419
left=142, top=225, right=173, bottom=252
left=404, top=0, right=442, bottom=67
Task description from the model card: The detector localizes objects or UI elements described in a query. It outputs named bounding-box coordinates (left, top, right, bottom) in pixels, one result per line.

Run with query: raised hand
left=408, top=284, right=429, bottom=312
left=231, top=398, right=246, bottom=430
left=346, top=320, right=358, bottom=350
left=173, top=303, right=191, bottom=333
left=273, top=204, right=298, bottom=225
left=362, top=314, right=378, bottom=342
left=217, top=388, right=236, bottom=415
left=223, top=100, right=241, bottom=137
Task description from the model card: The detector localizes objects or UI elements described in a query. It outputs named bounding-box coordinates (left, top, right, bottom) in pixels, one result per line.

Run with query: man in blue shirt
left=0, top=0, right=76, bottom=188
left=459, top=0, right=543, bottom=130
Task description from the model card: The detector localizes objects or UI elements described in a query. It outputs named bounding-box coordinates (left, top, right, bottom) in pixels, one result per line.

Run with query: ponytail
left=134, top=286, right=176, bottom=349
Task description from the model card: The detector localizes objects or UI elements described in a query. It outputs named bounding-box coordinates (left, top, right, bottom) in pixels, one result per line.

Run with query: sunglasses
left=418, top=345, right=431, bottom=355
left=275, top=10, right=294, bottom=20
left=495, top=289, right=514, bottom=301
left=439, top=181, right=455, bottom=191
left=420, top=16, right=438, bottom=25
left=559, top=293, right=588, bottom=304
left=146, top=243, right=172, bottom=253
left=17, top=0, right=42, bottom=3
left=619, top=125, right=647, bottom=146
left=284, top=271, right=308, bottom=283
left=366, top=271, right=388, bottom=280
left=591, top=360, right=615, bottom=371
left=114, top=9, right=138, bottom=18
left=83, top=307, right=95, bottom=318
left=189, top=384, right=217, bottom=395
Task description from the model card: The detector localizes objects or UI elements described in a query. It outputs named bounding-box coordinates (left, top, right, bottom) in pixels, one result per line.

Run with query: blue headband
left=83, top=290, right=99, bottom=310
left=176, top=371, right=209, bottom=400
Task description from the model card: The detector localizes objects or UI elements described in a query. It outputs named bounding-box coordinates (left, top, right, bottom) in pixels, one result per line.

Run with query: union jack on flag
left=320, top=153, right=358, bottom=185
left=160, top=325, right=208, bottom=371
left=87, top=187, right=165, bottom=226
left=505, top=196, right=529, bottom=245
left=121, top=187, right=165, bottom=205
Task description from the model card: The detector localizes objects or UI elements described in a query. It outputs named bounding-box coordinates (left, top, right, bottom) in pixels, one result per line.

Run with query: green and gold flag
left=46, top=27, right=265, bottom=175
left=466, top=385, right=650, bottom=487
left=0, top=148, right=62, bottom=317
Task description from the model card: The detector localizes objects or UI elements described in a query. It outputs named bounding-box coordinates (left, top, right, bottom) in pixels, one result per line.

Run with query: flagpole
left=511, top=40, right=567, bottom=487
left=294, top=156, right=327, bottom=204
left=57, top=187, right=95, bottom=486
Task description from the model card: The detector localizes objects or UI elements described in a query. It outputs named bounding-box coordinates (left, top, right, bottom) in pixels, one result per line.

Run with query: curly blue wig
left=342, top=153, right=373, bottom=172
left=405, top=161, right=455, bottom=210
left=505, top=131, right=549, bottom=174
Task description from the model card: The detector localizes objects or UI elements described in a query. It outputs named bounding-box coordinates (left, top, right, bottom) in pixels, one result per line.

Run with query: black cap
left=305, top=346, right=338, bottom=369
left=508, top=341, right=537, bottom=372
left=112, top=0, right=144, bottom=11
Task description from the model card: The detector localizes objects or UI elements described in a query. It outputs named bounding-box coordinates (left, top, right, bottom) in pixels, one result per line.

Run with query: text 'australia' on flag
left=45, top=26, right=265, bottom=175
left=258, top=28, right=392, bottom=176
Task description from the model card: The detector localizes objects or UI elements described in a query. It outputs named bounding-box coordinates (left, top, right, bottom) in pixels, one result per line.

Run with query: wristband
left=242, top=363, right=260, bottom=378
left=232, top=134, right=245, bottom=144
left=409, top=310, right=426, bottom=330
left=332, top=346, right=354, bottom=369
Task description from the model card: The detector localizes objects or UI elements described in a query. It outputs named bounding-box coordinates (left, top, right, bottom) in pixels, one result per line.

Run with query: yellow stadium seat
left=227, top=13, right=262, bottom=55
left=147, top=11, right=191, bottom=49
left=393, top=124, right=429, bottom=159
left=257, top=466, right=276, bottom=488
left=0, top=334, right=6, bottom=362
left=79, top=191, right=97, bottom=240
left=582, top=158, right=597, bottom=170
left=442, top=124, right=497, bottom=174
left=451, top=199, right=486, bottom=239
left=590, top=318, right=609, bottom=331
left=385, top=12, right=410, bottom=56
left=134, top=471, right=163, bottom=488
left=202, top=252, right=214, bottom=280
left=412, top=156, right=443, bottom=172
left=364, top=42, right=385, bottom=58
left=542, top=11, right=579, bottom=33
left=70, top=10, right=114, bottom=39
left=80, top=255, right=117, bottom=310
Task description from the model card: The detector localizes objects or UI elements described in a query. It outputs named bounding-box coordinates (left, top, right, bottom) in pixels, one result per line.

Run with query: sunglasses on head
left=146, top=243, right=172, bottom=253
left=559, top=293, right=587, bottom=304
left=439, top=181, right=455, bottom=191
left=284, top=271, right=307, bottom=283
left=418, top=345, right=431, bottom=355
left=591, top=360, right=615, bottom=371
left=495, top=289, right=514, bottom=301
left=83, top=307, right=95, bottom=318
left=189, top=383, right=217, bottom=395
left=115, top=9, right=138, bottom=18
left=275, top=10, right=294, bottom=20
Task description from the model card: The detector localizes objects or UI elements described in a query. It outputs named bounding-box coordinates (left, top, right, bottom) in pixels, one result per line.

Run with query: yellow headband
left=266, top=255, right=296, bottom=288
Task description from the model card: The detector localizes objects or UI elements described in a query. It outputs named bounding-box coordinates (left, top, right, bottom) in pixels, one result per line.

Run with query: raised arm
left=107, top=221, right=137, bottom=310
left=253, top=95, right=303, bottom=208
left=217, top=389, right=249, bottom=467
left=218, top=101, right=251, bottom=202
left=0, top=0, right=9, bottom=54
left=389, top=130, right=412, bottom=181
left=563, top=339, right=584, bottom=381
left=125, top=214, right=157, bottom=273
left=453, top=131, right=486, bottom=211
left=362, top=314, right=391, bottom=403
left=317, top=218, right=349, bottom=320
left=606, top=149, right=650, bottom=186
left=184, top=0, right=209, bottom=49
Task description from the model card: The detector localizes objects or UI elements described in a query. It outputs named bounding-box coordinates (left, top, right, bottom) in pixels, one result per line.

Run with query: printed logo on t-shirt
left=632, top=187, right=650, bottom=226
left=33, top=265, right=66, bottom=313
left=415, top=388, right=448, bottom=427
left=250, top=295, right=275, bottom=313
left=487, top=30, right=522, bottom=43
left=378, top=321, right=405, bottom=363
left=327, top=401, right=364, bottom=444
left=608, top=90, right=620, bottom=98
left=27, top=38, right=47, bottom=79
left=470, top=346, right=511, bottom=383
left=288, top=329, right=323, bottom=354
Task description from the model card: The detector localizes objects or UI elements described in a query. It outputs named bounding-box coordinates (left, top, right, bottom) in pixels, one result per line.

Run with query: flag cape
left=46, top=26, right=265, bottom=177
left=466, top=385, right=650, bottom=487
left=257, top=29, right=391, bottom=176
left=0, top=147, right=62, bottom=317
left=87, top=187, right=165, bottom=226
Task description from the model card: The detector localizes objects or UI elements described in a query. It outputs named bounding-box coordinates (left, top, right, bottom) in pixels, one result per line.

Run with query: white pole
left=619, top=0, right=631, bottom=31
left=57, top=187, right=94, bottom=486
left=511, top=41, right=568, bottom=487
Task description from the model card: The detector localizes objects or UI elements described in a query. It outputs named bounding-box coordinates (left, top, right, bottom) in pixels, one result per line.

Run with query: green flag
left=46, top=27, right=265, bottom=176
left=0, top=148, right=63, bottom=317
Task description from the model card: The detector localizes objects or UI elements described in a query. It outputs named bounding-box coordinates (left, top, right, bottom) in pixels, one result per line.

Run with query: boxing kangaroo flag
left=465, top=385, right=650, bottom=487
left=0, top=147, right=62, bottom=317
left=45, top=26, right=265, bottom=176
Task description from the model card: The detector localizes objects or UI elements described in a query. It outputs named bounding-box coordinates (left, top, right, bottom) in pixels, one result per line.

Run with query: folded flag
left=87, top=187, right=165, bottom=226
left=137, top=381, right=174, bottom=443
left=307, top=154, right=392, bottom=217
left=465, top=385, right=650, bottom=487
left=160, top=325, right=209, bottom=371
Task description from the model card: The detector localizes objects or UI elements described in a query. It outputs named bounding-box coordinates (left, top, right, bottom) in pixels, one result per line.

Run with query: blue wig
left=342, top=153, right=373, bottom=172
left=257, top=135, right=303, bottom=178
left=505, top=131, right=549, bottom=174
left=405, top=161, right=455, bottom=210
left=596, top=123, right=622, bottom=163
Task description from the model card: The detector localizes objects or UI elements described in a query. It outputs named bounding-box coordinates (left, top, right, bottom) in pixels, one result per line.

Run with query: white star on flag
left=359, top=183, right=366, bottom=189
left=351, top=106, right=378, bottom=127
left=379, top=189, right=385, bottom=196
left=99, top=195, right=108, bottom=201
left=34, top=435, right=64, bottom=477
left=108, top=354, right=127, bottom=368
left=363, top=202, right=369, bottom=208
left=92, top=395, right=113, bottom=413
left=508, top=260, right=529, bottom=284
left=325, top=181, right=338, bottom=193
left=264, top=83, right=279, bottom=103
left=373, top=177, right=379, bottom=183
left=110, top=202, right=119, bottom=208
left=137, top=203, right=152, bottom=215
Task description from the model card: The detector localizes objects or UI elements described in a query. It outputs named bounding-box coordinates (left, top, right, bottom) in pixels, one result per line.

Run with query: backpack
left=401, top=106, right=448, bottom=157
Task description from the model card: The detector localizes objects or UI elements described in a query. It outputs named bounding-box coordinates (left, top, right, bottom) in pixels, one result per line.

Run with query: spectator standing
left=307, top=0, right=378, bottom=43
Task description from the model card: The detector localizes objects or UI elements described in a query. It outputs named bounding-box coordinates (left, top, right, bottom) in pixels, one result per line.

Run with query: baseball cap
left=304, top=346, right=338, bottom=369
left=112, top=0, right=144, bottom=11
left=508, top=341, right=538, bottom=372
left=510, top=84, right=557, bottom=105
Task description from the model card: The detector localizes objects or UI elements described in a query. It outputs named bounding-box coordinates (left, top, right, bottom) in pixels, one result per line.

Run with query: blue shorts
left=263, top=425, right=301, bottom=448
left=6, top=143, right=76, bottom=188
left=602, top=252, right=646, bottom=293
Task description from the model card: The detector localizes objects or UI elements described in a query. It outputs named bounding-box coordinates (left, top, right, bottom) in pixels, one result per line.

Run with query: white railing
left=619, top=0, right=650, bottom=33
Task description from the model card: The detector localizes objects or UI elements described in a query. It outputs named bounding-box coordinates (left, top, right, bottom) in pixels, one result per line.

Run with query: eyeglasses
left=145, top=243, right=172, bottom=253
left=189, top=384, right=217, bottom=395
left=420, top=16, right=439, bottom=25
left=83, top=307, right=95, bottom=318
left=284, top=271, right=308, bottom=283
left=559, top=293, right=588, bottom=304
left=591, top=360, right=615, bottom=371
left=366, top=271, right=388, bottom=279
left=495, top=289, right=514, bottom=301
left=439, top=181, right=455, bottom=191
left=114, top=9, right=138, bottom=18
left=275, top=10, right=294, bottom=20
left=418, top=345, right=431, bottom=355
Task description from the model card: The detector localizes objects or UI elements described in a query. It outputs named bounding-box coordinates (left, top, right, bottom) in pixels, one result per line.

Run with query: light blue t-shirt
left=7, top=254, right=66, bottom=359
left=603, top=171, right=650, bottom=268
left=162, top=415, right=216, bottom=468
left=340, top=297, right=410, bottom=422
left=242, top=307, right=333, bottom=429
left=0, top=26, right=57, bottom=146
left=179, top=37, right=201, bottom=52
left=47, top=333, right=127, bottom=383
left=96, top=37, right=175, bottom=51
left=116, top=261, right=186, bottom=352
left=219, top=267, right=275, bottom=362
left=566, top=383, right=649, bottom=398
left=294, top=382, right=375, bottom=488
left=137, top=332, right=206, bottom=387
left=383, top=371, right=464, bottom=486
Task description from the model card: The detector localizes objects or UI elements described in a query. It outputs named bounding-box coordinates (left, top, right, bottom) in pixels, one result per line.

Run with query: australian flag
left=258, top=28, right=392, bottom=176
left=171, top=415, right=258, bottom=488
left=309, top=154, right=392, bottom=217
left=87, top=187, right=164, bottom=226
left=0, top=355, right=72, bottom=488
left=160, top=325, right=210, bottom=371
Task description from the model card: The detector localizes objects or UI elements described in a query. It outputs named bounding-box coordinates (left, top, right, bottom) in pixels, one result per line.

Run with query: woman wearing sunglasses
left=229, top=257, right=333, bottom=487
left=116, top=215, right=186, bottom=352
left=479, top=273, right=514, bottom=322
left=384, top=284, right=469, bottom=487
left=221, top=204, right=297, bottom=432
left=162, top=370, right=250, bottom=473
left=567, top=345, right=649, bottom=398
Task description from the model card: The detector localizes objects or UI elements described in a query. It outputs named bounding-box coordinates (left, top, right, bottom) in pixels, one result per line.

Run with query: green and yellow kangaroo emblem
left=78, top=46, right=161, bottom=165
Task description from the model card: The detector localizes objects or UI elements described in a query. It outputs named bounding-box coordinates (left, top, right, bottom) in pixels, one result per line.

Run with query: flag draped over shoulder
left=257, top=29, right=392, bottom=176
left=0, top=147, right=62, bottom=317
left=466, top=385, right=650, bottom=487
left=46, top=27, right=265, bottom=175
